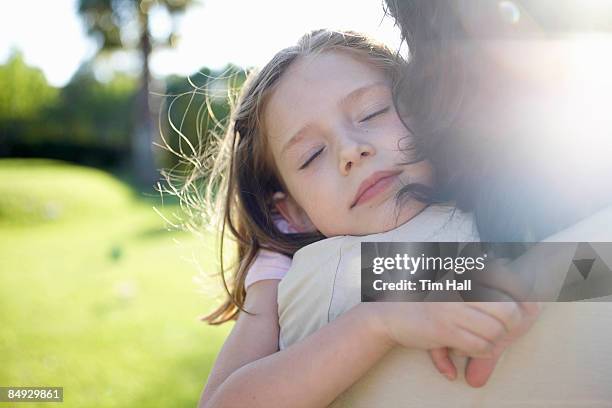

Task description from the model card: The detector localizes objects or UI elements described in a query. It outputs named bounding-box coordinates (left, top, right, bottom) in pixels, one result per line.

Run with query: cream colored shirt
left=278, top=205, right=612, bottom=407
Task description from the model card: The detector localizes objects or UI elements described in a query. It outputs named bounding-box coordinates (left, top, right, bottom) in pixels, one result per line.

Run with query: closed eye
left=299, top=147, right=324, bottom=170
left=359, top=106, right=390, bottom=123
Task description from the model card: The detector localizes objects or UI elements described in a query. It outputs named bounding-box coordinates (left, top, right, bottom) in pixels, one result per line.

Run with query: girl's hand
left=429, top=347, right=458, bottom=381
left=427, top=302, right=542, bottom=385
left=463, top=302, right=541, bottom=387
left=367, top=301, right=523, bottom=358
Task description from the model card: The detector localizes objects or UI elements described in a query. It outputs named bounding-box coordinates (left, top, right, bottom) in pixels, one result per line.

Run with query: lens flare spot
left=498, top=1, right=521, bottom=24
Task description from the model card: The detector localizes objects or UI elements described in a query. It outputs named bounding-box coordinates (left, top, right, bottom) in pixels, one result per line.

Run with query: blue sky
left=0, top=0, right=402, bottom=87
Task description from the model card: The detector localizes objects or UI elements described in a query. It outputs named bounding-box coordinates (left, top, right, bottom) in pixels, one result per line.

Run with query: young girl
left=194, top=29, right=531, bottom=407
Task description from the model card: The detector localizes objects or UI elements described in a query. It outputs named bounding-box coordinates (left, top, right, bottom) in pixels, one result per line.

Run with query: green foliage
left=0, top=56, right=137, bottom=169
left=78, top=0, right=197, bottom=51
left=45, top=66, right=137, bottom=147
left=159, top=64, right=247, bottom=169
left=0, top=53, right=248, bottom=173
left=0, top=51, right=58, bottom=121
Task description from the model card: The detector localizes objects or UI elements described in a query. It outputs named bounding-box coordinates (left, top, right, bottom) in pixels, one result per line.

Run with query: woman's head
left=203, top=29, right=432, bottom=323
left=384, top=0, right=612, bottom=242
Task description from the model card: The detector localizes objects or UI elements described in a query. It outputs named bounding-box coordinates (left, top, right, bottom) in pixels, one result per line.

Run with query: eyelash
left=298, top=106, right=391, bottom=170
left=359, top=106, right=390, bottom=123
left=299, top=147, right=324, bottom=170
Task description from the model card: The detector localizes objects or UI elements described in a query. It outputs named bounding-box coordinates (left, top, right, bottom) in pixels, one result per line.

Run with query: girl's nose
left=339, top=138, right=376, bottom=175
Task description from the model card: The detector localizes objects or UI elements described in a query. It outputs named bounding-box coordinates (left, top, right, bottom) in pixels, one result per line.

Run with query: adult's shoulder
left=543, top=205, right=612, bottom=242
left=290, top=204, right=479, bottom=269
left=341, top=204, right=479, bottom=246
left=278, top=235, right=348, bottom=349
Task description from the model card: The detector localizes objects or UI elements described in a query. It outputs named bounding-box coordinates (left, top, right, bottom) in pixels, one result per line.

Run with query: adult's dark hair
left=386, top=0, right=612, bottom=241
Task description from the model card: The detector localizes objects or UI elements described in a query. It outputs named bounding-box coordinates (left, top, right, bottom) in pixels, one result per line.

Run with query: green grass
left=0, top=159, right=231, bottom=407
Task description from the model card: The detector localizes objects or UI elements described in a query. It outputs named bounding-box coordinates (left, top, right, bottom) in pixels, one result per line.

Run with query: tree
left=77, top=0, right=195, bottom=187
left=0, top=51, right=58, bottom=122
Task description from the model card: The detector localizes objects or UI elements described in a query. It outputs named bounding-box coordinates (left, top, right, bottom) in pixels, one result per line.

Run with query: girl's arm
left=200, top=245, right=291, bottom=404
left=199, top=280, right=519, bottom=408
left=198, top=279, right=395, bottom=408
left=198, top=280, right=282, bottom=407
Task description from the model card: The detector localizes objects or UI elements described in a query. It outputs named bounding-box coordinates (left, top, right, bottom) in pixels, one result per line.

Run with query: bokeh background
left=0, top=1, right=399, bottom=406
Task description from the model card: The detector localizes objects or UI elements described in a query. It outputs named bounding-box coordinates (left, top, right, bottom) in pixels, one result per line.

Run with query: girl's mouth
left=351, top=170, right=402, bottom=208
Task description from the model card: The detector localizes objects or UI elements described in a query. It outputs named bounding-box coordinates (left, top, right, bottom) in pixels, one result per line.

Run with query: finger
left=466, top=301, right=523, bottom=333
left=464, top=258, right=534, bottom=301
left=464, top=354, right=501, bottom=388
left=462, top=303, right=541, bottom=388
left=452, top=327, right=496, bottom=358
left=456, top=304, right=507, bottom=343
left=429, top=348, right=457, bottom=381
left=460, top=284, right=515, bottom=303
left=500, top=302, right=542, bottom=343
left=519, top=302, right=542, bottom=319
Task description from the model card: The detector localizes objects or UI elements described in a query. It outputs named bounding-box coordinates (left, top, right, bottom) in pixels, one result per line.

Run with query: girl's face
left=264, top=50, right=433, bottom=237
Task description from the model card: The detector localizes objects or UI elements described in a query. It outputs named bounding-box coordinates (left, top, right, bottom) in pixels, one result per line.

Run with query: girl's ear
left=272, top=192, right=316, bottom=233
